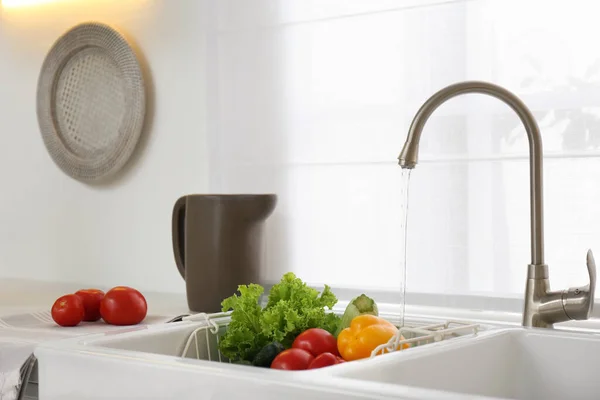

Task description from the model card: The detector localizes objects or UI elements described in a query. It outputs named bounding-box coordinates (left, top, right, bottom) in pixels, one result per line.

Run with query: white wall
left=207, top=0, right=470, bottom=294
left=0, top=0, right=209, bottom=293
left=207, top=0, right=600, bottom=302
left=2, top=0, right=599, bottom=308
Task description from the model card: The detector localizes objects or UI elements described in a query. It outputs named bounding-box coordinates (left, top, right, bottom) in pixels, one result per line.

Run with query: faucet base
left=523, top=251, right=596, bottom=327
left=523, top=264, right=555, bottom=328
left=523, top=264, right=577, bottom=328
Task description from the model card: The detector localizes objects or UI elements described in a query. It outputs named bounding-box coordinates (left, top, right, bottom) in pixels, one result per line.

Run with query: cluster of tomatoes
left=271, top=328, right=344, bottom=370
left=51, top=286, right=147, bottom=327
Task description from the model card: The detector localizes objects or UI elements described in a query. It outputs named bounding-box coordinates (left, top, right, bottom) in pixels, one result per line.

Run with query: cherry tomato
left=100, top=286, right=147, bottom=326
left=308, top=352, right=339, bottom=369
left=270, top=348, right=314, bottom=370
left=292, top=328, right=339, bottom=357
left=75, top=289, right=105, bottom=322
left=51, top=294, right=85, bottom=327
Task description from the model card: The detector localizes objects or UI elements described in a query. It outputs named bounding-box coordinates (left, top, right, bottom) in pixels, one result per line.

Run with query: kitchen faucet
left=398, top=80, right=596, bottom=328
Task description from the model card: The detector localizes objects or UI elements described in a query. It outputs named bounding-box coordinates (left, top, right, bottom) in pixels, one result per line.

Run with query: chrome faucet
left=398, top=81, right=596, bottom=328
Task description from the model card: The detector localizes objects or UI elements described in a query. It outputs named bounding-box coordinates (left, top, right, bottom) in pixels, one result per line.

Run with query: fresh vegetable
left=261, top=273, right=340, bottom=344
left=334, top=294, right=378, bottom=337
left=337, top=314, right=400, bottom=361
left=308, top=352, right=340, bottom=369
left=218, top=272, right=340, bottom=363
left=252, top=342, right=285, bottom=368
left=292, top=328, right=339, bottom=357
left=75, top=289, right=105, bottom=322
left=51, top=294, right=85, bottom=327
left=100, top=286, right=147, bottom=326
left=270, top=348, right=314, bottom=370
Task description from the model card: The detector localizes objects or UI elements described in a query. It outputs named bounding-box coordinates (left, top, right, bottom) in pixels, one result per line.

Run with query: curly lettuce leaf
left=262, top=273, right=341, bottom=346
left=218, top=273, right=341, bottom=362
left=218, top=284, right=268, bottom=362
left=266, top=273, right=338, bottom=310
left=259, top=301, right=301, bottom=344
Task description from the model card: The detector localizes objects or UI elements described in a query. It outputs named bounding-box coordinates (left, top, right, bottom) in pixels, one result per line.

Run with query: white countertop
left=4, top=278, right=600, bottom=332
left=4, top=278, right=600, bottom=400
left=0, top=278, right=189, bottom=320
left=0, top=278, right=192, bottom=397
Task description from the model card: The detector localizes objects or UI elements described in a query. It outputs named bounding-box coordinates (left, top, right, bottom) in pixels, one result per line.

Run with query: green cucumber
left=334, top=294, right=378, bottom=337
left=252, top=342, right=285, bottom=367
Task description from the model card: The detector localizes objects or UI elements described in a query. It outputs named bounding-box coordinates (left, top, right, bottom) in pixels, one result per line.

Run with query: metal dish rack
left=179, top=312, right=480, bottom=363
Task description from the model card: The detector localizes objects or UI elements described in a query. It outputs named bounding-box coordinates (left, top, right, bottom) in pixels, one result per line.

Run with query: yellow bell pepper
left=337, top=314, right=405, bottom=361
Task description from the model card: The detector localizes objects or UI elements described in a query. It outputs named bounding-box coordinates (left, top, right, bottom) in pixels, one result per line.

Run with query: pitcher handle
left=172, top=196, right=187, bottom=279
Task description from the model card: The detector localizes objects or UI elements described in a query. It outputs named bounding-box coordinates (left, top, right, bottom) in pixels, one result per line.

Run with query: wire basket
left=178, top=313, right=480, bottom=363
left=370, top=321, right=480, bottom=357
left=180, top=313, right=231, bottom=363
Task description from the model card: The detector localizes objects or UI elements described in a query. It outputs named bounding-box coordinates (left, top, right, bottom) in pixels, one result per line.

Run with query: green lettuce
left=218, top=272, right=341, bottom=363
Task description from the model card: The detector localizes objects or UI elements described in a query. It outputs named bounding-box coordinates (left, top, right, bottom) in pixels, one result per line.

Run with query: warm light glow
left=1, top=0, right=57, bottom=7
left=0, top=0, right=151, bottom=29
left=0, top=0, right=148, bottom=10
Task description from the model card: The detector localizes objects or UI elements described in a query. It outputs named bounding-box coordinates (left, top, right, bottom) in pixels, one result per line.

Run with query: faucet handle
left=587, top=249, right=597, bottom=294
left=562, top=249, right=596, bottom=320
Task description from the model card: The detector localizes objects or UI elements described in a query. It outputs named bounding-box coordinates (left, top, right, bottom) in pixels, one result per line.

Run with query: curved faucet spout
left=399, top=81, right=597, bottom=328
left=398, top=81, right=544, bottom=267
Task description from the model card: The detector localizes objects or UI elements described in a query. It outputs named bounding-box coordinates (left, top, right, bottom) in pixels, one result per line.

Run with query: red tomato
left=51, top=294, right=85, bottom=327
left=270, top=348, right=314, bottom=370
left=308, top=352, right=339, bottom=369
left=336, top=356, right=346, bottom=363
left=100, top=286, right=147, bottom=326
left=75, top=289, right=105, bottom=322
left=292, top=328, right=339, bottom=357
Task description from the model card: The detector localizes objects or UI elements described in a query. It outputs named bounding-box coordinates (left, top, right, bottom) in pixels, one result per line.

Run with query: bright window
left=207, top=0, right=600, bottom=309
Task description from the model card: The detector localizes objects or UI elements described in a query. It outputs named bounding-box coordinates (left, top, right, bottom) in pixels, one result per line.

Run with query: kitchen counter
left=2, top=278, right=600, bottom=333
left=0, top=279, right=191, bottom=400
left=3, top=278, right=600, bottom=400
left=0, top=278, right=189, bottom=319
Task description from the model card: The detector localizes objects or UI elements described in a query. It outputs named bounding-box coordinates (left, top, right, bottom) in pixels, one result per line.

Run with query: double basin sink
left=33, top=316, right=600, bottom=400
left=332, top=327, right=599, bottom=399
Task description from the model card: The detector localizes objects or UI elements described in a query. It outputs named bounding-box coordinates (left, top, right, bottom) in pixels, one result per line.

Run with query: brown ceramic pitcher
left=171, top=194, right=277, bottom=312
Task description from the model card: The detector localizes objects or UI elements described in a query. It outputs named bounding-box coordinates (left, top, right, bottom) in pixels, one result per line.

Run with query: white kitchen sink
left=332, top=327, right=600, bottom=400
left=34, top=311, right=600, bottom=400
left=33, top=316, right=483, bottom=400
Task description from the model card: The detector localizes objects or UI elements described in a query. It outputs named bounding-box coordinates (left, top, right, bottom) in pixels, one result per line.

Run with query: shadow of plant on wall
left=553, top=72, right=600, bottom=151
left=495, top=57, right=600, bottom=153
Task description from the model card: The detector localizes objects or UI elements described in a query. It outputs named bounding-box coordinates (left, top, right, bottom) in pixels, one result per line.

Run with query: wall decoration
left=36, top=22, right=146, bottom=183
